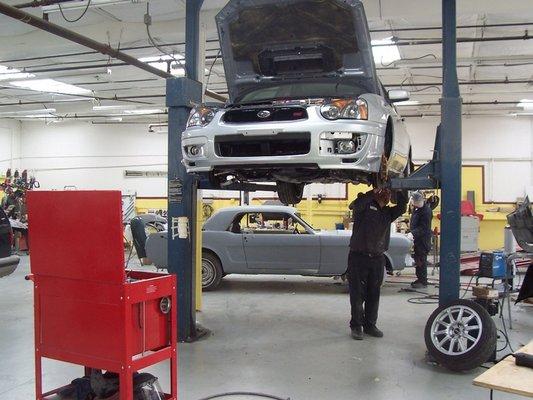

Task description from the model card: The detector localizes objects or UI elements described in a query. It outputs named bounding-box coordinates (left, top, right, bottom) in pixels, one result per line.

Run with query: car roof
left=203, top=205, right=298, bottom=231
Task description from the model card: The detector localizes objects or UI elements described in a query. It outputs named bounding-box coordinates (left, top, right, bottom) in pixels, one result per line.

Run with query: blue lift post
left=438, top=0, right=462, bottom=305
left=166, top=0, right=204, bottom=342
left=391, top=0, right=462, bottom=306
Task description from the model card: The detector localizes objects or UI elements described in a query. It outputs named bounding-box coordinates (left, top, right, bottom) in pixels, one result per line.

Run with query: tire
left=201, top=251, right=223, bottom=291
left=276, top=181, right=305, bottom=205
left=424, top=299, right=496, bottom=371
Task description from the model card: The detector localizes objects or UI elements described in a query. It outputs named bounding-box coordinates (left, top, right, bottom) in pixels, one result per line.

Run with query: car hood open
left=507, top=197, right=533, bottom=252
left=215, top=0, right=380, bottom=103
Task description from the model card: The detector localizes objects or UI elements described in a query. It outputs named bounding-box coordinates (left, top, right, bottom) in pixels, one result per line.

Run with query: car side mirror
left=388, top=89, right=410, bottom=103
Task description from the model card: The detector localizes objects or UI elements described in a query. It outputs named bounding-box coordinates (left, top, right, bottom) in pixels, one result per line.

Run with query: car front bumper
left=181, top=106, right=386, bottom=174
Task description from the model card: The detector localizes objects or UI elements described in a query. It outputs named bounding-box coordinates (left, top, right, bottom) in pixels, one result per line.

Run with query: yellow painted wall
left=135, top=166, right=514, bottom=253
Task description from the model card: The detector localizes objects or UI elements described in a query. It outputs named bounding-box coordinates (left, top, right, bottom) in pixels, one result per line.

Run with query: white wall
left=0, top=119, right=21, bottom=173
left=405, top=116, right=533, bottom=203
left=20, top=121, right=167, bottom=197
left=15, top=116, right=533, bottom=203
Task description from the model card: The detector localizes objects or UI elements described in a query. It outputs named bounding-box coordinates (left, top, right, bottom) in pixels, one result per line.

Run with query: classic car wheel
left=276, top=181, right=305, bottom=205
left=424, top=299, right=496, bottom=371
left=202, top=251, right=223, bottom=291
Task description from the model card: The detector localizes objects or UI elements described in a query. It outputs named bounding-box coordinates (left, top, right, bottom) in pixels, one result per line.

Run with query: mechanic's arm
left=349, top=190, right=375, bottom=213
left=389, top=191, right=408, bottom=221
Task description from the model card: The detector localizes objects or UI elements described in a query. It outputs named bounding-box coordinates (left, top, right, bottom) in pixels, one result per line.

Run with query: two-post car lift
left=168, top=0, right=496, bottom=371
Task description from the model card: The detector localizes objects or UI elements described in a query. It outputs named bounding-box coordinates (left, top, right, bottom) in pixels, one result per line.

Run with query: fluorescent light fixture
left=517, top=99, right=533, bottom=110
left=10, top=79, right=92, bottom=95
left=42, top=0, right=142, bottom=12
left=395, top=100, right=420, bottom=106
left=18, top=114, right=57, bottom=119
left=510, top=112, right=533, bottom=117
left=123, top=108, right=165, bottom=115
left=92, top=105, right=133, bottom=111
left=148, top=123, right=168, bottom=134
left=0, top=65, right=34, bottom=81
left=138, top=54, right=185, bottom=76
left=0, top=108, right=56, bottom=116
left=372, top=37, right=401, bottom=65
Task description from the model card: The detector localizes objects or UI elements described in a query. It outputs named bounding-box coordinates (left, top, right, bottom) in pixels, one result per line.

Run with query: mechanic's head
left=374, top=188, right=391, bottom=207
left=410, top=191, right=425, bottom=208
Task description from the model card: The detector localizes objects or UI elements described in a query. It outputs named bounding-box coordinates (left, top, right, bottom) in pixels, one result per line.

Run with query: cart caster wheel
left=425, top=299, right=496, bottom=371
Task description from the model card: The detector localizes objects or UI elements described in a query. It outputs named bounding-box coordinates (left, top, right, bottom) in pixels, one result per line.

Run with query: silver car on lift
left=181, top=0, right=412, bottom=204
left=146, top=205, right=413, bottom=290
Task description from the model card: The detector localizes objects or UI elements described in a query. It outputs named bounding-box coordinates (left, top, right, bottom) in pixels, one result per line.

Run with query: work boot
left=351, top=326, right=363, bottom=340
left=364, top=325, right=384, bottom=338
left=411, top=280, right=428, bottom=289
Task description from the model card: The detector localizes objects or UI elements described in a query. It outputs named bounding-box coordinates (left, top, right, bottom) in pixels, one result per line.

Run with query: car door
left=243, top=212, right=320, bottom=272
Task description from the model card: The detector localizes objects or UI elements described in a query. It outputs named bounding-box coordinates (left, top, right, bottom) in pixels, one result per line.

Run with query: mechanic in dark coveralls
left=409, top=191, right=433, bottom=289
left=347, top=188, right=407, bottom=340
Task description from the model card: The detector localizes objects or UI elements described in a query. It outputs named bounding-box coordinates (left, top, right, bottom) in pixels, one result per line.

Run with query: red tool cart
left=26, top=191, right=177, bottom=400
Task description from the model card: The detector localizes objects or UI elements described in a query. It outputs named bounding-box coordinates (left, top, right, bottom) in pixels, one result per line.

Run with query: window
left=234, top=212, right=309, bottom=234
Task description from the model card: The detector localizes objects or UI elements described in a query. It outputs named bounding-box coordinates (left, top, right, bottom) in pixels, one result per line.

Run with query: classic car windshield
left=229, top=211, right=316, bottom=234
left=237, top=82, right=365, bottom=104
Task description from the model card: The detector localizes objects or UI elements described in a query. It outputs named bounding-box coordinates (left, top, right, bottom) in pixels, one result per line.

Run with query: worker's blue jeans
left=347, top=251, right=385, bottom=329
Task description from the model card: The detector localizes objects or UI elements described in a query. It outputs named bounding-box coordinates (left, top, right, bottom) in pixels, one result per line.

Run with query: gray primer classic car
left=181, top=0, right=412, bottom=205
left=146, top=205, right=413, bottom=290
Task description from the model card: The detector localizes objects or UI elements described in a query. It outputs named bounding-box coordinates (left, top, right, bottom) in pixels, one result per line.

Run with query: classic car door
left=242, top=212, right=320, bottom=272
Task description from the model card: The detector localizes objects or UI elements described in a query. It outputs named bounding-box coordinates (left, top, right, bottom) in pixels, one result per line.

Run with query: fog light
left=337, top=140, right=356, bottom=154
left=188, top=145, right=201, bottom=157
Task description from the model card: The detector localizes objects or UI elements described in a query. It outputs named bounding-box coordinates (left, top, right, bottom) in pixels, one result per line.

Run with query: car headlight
left=187, top=106, right=216, bottom=128
left=320, top=99, right=368, bottom=120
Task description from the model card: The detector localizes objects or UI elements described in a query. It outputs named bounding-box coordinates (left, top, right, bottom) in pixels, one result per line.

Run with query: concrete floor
left=0, top=256, right=531, bottom=400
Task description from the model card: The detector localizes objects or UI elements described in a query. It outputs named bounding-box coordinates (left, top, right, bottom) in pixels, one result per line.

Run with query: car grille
left=215, top=132, right=311, bottom=157
left=222, top=107, right=308, bottom=123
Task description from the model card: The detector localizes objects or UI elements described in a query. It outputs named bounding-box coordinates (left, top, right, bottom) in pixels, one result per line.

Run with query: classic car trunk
left=216, top=0, right=379, bottom=102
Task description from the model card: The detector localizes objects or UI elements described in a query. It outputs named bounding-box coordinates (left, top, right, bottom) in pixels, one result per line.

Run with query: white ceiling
left=0, top=0, right=532, bottom=123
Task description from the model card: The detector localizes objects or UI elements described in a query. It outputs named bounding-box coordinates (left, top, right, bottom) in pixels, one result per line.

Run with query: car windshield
left=237, top=82, right=365, bottom=104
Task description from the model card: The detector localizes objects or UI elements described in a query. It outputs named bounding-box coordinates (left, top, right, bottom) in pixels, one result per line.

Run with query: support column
left=166, top=0, right=204, bottom=342
left=438, top=0, right=462, bottom=305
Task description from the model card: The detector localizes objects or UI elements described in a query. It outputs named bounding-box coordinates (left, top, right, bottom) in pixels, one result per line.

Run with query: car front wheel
left=277, top=181, right=305, bottom=205
left=202, top=251, right=223, bottom=291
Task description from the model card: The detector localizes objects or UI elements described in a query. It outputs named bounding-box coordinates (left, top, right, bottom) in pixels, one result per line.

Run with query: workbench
left=473, top=340, right=533, bottom=398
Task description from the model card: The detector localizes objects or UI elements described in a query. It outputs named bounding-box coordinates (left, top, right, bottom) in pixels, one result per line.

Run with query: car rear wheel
left=277, top=181, right=305, bottom=205
left=202, top=251, right=223, bottom=291
left=424, top=299, right=496, bottom=371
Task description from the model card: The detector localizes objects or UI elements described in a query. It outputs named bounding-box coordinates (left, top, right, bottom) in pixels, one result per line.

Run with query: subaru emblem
left=257, top=110, right=271, bottom=119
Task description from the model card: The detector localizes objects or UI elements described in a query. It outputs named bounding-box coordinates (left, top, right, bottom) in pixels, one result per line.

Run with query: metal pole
left=166, top=0, right=204, bottom=342
left=438, top=0, right=462, bottom=305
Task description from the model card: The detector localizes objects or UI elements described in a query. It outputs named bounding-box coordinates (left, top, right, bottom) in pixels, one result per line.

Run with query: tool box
left=27, top=191, right=177, bottom=400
